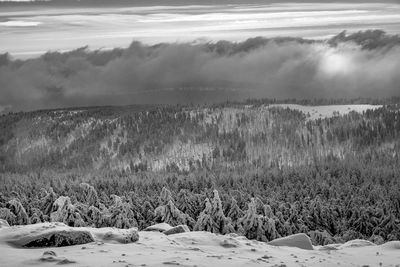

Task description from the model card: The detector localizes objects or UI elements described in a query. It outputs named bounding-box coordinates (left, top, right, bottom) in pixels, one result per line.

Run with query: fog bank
left=1, top=30, right=400, bottom=111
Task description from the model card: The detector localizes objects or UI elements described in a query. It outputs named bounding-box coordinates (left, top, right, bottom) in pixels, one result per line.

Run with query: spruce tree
left=7, top=199, right=30, bottom=225
left=227, top=197, right=245, bottom=234
left=154, top=187, right=195, bottom=227
left=194, top=190, right=234, bottom=234
left=109, top=195, right=138, bottom=229
left=239, top=198, right=267, bottom=241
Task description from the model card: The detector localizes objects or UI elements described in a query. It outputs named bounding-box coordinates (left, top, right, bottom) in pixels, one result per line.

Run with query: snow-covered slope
left=0, top=223, right=399, bottom=267
left=268, top=104, right=383, bottom=120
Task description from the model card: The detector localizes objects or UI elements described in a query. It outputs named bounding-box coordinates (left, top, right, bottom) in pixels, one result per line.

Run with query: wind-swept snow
left=268, top=233, right=313, bottom=250
left=0, top=223, right=399, bottom=266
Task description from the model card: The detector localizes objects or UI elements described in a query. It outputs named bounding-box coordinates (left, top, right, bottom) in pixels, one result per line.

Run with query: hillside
left=1, top=101, right=399, bottom=173
left=0, top=100, right=400, bottom=251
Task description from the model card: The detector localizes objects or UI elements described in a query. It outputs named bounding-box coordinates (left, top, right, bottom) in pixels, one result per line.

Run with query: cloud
left=1, top=30, right=400, bottom=111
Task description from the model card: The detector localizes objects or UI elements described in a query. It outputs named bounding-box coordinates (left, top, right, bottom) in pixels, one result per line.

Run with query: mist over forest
left=1, top=30, right=400, bottom=112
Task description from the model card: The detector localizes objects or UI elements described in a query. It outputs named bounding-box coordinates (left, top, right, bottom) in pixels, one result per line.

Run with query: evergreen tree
left=0, top=208, right=17, bottom=225
left=109, top=195, right=138, bottom=229
left=227, top=197, right=245, bottom=234
left=6, top=199, right=30, bottom=225
left=154, top=187, right=195, bottom=227
left=239, top=198, right=267, bottom=241
left=79, top=183, right=99, bottom=207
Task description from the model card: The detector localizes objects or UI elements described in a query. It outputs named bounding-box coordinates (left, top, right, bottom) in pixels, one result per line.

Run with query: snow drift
left=1, top=222, right=400, bottom=267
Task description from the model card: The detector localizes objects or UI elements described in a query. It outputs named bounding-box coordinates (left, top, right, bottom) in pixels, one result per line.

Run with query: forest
left=0, top=98, right=399, bottom=246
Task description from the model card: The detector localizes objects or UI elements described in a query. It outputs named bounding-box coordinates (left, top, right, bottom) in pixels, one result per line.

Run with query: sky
left=0, top=1, right=400, bottom=111
left=1, top=2, right=400, bottom=58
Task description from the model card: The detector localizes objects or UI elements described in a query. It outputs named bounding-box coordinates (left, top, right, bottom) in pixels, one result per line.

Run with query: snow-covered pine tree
left=6, top=199, right=30, bottom=225
left=79, top=183, right=99, bottom=207
left=140, top=200, right=155, bottom=228
left=48, top=196, right=85, bottom=227
left=159, top=187, right=173, bottom=204
left=154, top=187, right=195, bottom=227
left=0, top=207, right=17, bottom=225
left=210, top=190, right=234, bottom=234
left=195, top=190, right=234, bottom=234
left=88, top=205, right=106, bottom=227
left=239, top=198, right=267, bottom=241
left=275, top=211, right=287, bottom=236
left=194, top=198, right=213, bottom=232
left=109, top=195, right=138, bottom=229
left=176, top=189, right=197, bottom=219
left=40, top=187, right=57, bottom=216
left=50, top=196, right=73, bottom=223
left=263, top=217, right=280, bottom=241
left=29, top=208, right=45, bottom=224
left=227, top=197, right=245, bottom=235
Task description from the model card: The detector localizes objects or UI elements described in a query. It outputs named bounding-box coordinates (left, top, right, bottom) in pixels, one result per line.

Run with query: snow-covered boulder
left=144, top=223, right=173, bottom=232
left=339, top=239, right=376, bottom=249
left=24, top=230, right=94, bottom=247
left=39, top=251, right=76, bottom=264
left=97, top=228, right=139, bottom=244
left=380, top=241, right=400, bottom=250
left=164, top=225, right=190, bottom=235
left=2, top=223, right=140, bottom=248
left=219, top=237, right=240, bottom=248
left=268, top=233, right=313, bottom=250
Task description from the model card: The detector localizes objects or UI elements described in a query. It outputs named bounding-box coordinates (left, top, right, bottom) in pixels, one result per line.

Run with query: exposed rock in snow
left=219, top=237, right=240, bottom=248
left=144, top=222, right=173, bottom=232
left=39, top=250, right=76, bottom=264
left=24, top=230, right=93, bottom=248
left=1, top=223, right=139, bottom=248
left=4, top=225, right=94, bottom=248
left=96, top=228, right=139, bottom=244
left=164, top=225, right=190, bottom=235
left=268, top=233, right=314, bottom=250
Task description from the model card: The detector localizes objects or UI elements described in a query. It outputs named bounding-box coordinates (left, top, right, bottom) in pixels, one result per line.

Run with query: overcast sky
left=1, top=0, right=400, bottom=111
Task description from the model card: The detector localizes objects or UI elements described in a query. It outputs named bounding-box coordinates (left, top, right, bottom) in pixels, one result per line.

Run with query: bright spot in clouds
left=319, top=48, right=355, bottom=77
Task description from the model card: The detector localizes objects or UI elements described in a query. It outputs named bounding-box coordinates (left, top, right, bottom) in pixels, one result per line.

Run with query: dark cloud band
left=1, top=30, right=399, bottom=111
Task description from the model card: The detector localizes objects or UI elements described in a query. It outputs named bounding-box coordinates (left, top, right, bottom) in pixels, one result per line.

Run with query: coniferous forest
left=0, top=98, right=399, bottom=246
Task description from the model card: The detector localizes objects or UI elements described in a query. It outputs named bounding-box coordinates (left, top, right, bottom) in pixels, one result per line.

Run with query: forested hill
left=1, top=100, right=399, bottom=174
left=1, top=99, right=400, bottom=245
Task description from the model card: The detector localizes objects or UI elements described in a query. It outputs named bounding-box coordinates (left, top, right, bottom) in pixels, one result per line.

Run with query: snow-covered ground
left=1, top=223, right=399, bottom=267
left=268, top=104, right=383, bottom=120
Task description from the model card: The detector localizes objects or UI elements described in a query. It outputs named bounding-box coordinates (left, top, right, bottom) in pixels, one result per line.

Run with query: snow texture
left=0, top=223, right=399, bottom=267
